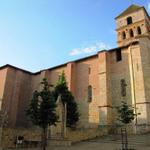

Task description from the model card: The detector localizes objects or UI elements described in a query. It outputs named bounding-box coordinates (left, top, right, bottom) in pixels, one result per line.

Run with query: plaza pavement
left=7, top=134, right=150, bottom=150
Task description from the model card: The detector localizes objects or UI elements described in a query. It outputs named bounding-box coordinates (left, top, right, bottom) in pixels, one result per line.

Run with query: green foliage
left=26, top=78, right=58, bottom=150
left=26, top=90, right=39, bottom=125
left=117, top=101, right=136, bottom=124
left=53, top=71, right=79, bottom=128
left=57, top=71, right=66, bottom=85
left=26, top=78, right=58, bottom=128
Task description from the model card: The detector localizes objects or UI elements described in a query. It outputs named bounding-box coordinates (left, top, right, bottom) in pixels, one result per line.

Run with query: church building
left=0, top=4, right=150, bottom=142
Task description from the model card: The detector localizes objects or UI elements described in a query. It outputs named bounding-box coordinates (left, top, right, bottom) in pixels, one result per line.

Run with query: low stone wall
left=136, top=124, right=150, bottom=134
left=1, top=128, right=41, bottom=148
left=3, top=125, right=147, bottom=148
left=106, top=124, right=150, bottom=134
left=1, top=126, right=108, bottom=148
left=67, top=127, right=108, bottom=143
left=108, top=125, right=134, bottom=134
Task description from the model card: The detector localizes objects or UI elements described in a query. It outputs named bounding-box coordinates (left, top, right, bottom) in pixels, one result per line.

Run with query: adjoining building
left=0, top=4, right=150, bottom=147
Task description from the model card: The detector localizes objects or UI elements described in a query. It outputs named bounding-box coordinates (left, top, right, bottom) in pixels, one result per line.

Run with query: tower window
left=116, top=49, right=122, bottom=62
left=129, top=29, right=134, bottom=37
left=137, top=26, right=142, bottom=35
left=120, top=79, right=127, bottom=97
left=88, top=85, right=92, bottom=102
left=122, top=31, right=126, bottom=39
left=127, top=16, right=133, bottom=25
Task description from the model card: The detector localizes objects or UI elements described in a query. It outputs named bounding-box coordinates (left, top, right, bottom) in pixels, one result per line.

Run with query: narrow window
left=137, top=26, right=142, bottom=35
left=116, top=49, right=122, bottom=62
left=88, top=67, right=91, bottom=74
left=129, top=29, right=134, bottom=37
left=127, top=16, right=132, bottom=25
left=122, top=31, right=126, bottom=39
left=120, top=79, right=127, bottom=97
left=88, top=85, right=92, bottom=102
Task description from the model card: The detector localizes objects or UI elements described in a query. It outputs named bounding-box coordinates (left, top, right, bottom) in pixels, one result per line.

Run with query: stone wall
left=116, top=9, right=145, bottom=28
left=1, top=128, right=41, bottom=148
left=74, top=56, right=100, bottom=128
left=1, top=127, right=108, bottom=148
left=67, top=127, right=108, bottom=143
left=0, top=68, right=7, bottom=110
left=109, top=47, right=133, bottom=124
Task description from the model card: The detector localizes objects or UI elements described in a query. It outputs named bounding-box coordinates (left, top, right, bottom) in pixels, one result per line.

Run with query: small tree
left=26, top=78, right=58, bottom=150
left=117, top=101, right=136, bottom=125
left=53, top=71, right=79, bottom=128
left=117, top=101, right=138, bottom=150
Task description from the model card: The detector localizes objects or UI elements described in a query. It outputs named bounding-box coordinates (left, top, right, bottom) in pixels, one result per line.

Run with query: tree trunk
left=121, top=127, right=128, bottom=150
left=42, top=127, right=47, bottom=150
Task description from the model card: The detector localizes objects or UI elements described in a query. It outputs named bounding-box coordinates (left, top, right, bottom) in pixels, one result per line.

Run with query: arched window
left=88, top=85, right=92, bottom=102
left=120, top=79, right=127, bottom=97
left=88, top=67, right=91, bottom=74
left=129, top=29, right=134, bottom=37
left=137, top=26, right=142, bottom=35
left=122, top=31, right=126, bottom=39
left=127, top=16, right=132, bottom=25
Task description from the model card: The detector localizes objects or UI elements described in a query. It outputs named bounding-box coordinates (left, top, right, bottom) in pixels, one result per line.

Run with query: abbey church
left=0, top=4, right=150, bottom=146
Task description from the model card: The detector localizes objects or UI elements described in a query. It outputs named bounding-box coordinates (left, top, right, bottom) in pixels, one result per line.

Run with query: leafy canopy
left=26, top=78, right=58, bottom=129
left=53, top=71, right=79, bottom=128
left=117, top=101, right=136, bottom=124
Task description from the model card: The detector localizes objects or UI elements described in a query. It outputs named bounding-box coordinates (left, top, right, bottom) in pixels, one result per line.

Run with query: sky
left=0, top=0, right=149, bottom=72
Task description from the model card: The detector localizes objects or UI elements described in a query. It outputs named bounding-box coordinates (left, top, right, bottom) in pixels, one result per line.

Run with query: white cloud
left=147, top=2, right=150, bottom=13
left=69, top=48, right=82, bottom=56
left=69, top=41, right=110, bottom=56
left=83, top=46, right=97, bottom=53
left=96, top=42, right=110, bottom=49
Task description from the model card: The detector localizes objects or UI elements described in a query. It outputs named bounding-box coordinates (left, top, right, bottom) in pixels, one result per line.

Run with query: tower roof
left=115, top=4, right=142, bottom=19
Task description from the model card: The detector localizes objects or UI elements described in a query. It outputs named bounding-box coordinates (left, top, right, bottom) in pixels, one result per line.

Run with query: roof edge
left=115, top=5, right=144, bottom=20
left=0, top=64, right=39, bottom=75
left=0, top=41, right=139, bottom=75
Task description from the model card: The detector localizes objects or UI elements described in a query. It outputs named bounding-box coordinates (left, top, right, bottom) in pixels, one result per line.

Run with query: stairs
left=47, top=138, right=72, bottom=146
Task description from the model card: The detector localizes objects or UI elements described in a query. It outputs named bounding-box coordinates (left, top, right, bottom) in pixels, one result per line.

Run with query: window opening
left=88, top=85, right=92, bottom=102
left=127, top=17, right=132, bottom=25
left=116, top=49, right=122, bottom=62
left=137, top=26, right=142, bottom=35
left=121, top=79, right=127, bottom=97
left=129, top=29, right=134, bottom=37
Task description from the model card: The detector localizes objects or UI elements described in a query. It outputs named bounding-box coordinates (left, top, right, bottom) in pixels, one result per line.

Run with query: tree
left=116, top=101, right=139, bottom=150
left=53, top=71, right=79, bottom=128
left=117, top=101, right=136, bottom=125
left=26, top=78, right=58, bottom=150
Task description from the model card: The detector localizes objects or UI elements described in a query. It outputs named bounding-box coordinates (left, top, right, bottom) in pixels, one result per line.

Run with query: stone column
left=129, top=41, right=150, bottom=133
left=98, top=51, right=112, bottom=127
left=50, top=95, right=67, bottom=139
left=66, top=62, right=76, bottom=96
left=62, top=103, right=67, bottom=138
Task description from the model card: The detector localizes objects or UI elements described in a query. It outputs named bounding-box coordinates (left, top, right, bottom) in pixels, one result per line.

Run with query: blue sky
left=0, top=0, right=149, bottom=72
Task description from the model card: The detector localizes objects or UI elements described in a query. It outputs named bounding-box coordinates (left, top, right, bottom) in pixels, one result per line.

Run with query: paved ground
left=7, top=134, right=150, bottom=150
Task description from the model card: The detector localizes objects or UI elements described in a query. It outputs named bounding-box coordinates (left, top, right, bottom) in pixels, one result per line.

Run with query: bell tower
left=115, top=4, right=150, bottom=47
